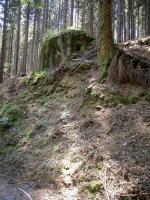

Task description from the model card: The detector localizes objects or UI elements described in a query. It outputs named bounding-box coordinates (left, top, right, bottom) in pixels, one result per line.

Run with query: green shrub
left=19, top=90, right=29, bottom=98
left=27, top=71, right=49, bottom=86
left=138, top=90, right=147, bottom=97
left=26, top=120, right=48, bottom=139
left=0, top=116, right=12, bottom=132
left=1, top=103, right=24, bottom=122
left=0, top=103, right=25, bottom=132
left=145, top=93, right=150, bottom=102
left=123, top=197, right=133, bottom=200
left=118, top=95, right=138, bottom=105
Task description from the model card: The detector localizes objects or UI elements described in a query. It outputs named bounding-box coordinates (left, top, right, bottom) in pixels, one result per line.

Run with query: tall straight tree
left=98, top=0, right=114, bottom=79
left=22, top=1, right=30, bottom=75
left=127, top=0, right=131, bottom=40
left=30, top=7, right=37, bottom=71
left=0, top=0, right=9, bottom=83
left=117, top=0, right=123, bottom=42
left=70, top=0, right=74, bottom=27
left=146, top=0, right=150, bottom=35
left=63, top=0, right=68, bottom=29
left=14, top=0, right=21, bottom=76
left=89, top=1, right=94, bottom=35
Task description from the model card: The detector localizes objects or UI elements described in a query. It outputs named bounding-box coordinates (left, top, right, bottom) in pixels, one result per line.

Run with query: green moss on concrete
left=41, top=38, right=51, bottom=70
left=41, top=30, right=94, bottom=70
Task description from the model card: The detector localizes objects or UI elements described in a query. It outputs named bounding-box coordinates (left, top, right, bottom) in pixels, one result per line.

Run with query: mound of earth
left=0, top=47, right=150, bottom=200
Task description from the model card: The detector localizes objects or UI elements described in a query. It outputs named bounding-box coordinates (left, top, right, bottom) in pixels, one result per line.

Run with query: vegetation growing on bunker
left=41, top=30, right=94, bottom=70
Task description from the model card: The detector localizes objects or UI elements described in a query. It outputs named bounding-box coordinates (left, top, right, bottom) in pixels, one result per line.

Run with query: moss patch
left=87, top=181, right=103, bottom=193
left=79, top=89, right=139, bottom=115
left=0, top=103, right=25, bottom=132
left=27, top=71, right=49, bottom=86
left=41, top=29, right=94, bottom=70
left=59, top=74, right=81, bottom=89
left=0, top=116, right=12, bottom=132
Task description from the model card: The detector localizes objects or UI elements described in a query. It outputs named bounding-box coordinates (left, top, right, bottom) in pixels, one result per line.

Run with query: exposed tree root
left=107, top=38, right=150, bottom=87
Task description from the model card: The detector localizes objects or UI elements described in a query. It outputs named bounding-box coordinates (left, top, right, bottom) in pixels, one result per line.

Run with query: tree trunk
left=0, top=0, right=8, bottom=83
left=146, top=0, right=150, bottom=35
left=45, top=0, right=49, bottom=32
left=8, top=25, right=14, bottom=76
left=57, top=0, right=61, bottom=30
left=35, top=10, right=42, bottom=70
left=137, top=0, right=140, bottom=38
left=76, top=2, right=80, bottom=28
left=14, top=0, right=21, bottom=76
left=122, top=0, right=126, bottom=42
left=130, top=0, right=135, bottom=40
left=30, top=9, right=37, bottom=71
left=81, top=2, right=85, bottom=30
left=127, top=0, right=131, bottom=40
left=89, top=1, right=94, bottom=35
left=117, top=0, right=123, bottom=43
left=98, top=0, right=114, bottom=79
left=42, top=0, right=47, bottom=35
left=63, top=0, right=68, bottom=29
left=22, top=2, right=30, bottom=75
left=70, top=0, right=74, bottom=27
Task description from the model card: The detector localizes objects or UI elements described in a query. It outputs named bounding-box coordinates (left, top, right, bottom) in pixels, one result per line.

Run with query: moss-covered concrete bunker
left=41, top=30, right=95, bottom=70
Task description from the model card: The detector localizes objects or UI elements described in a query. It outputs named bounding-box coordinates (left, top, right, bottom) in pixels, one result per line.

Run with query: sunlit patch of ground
left=0, top=58, right=150, bottom=199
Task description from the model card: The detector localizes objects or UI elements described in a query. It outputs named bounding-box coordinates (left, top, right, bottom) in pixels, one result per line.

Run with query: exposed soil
left=0, top=47, right=150, bottom=200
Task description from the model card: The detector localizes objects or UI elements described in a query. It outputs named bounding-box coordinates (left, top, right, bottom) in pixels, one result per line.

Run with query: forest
left=0, top=0, right=150, bottom=80
left=0, top=0, right=150, bottom=200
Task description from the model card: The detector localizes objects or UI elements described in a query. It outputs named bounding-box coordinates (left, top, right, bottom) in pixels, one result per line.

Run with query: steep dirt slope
left=0, top=56, right=150, bottom=200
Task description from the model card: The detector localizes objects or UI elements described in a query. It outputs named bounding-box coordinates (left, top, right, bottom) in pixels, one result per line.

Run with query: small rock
left=95, top=106, right=102, bottom=111
left=67, top=90, right=76, bottom=98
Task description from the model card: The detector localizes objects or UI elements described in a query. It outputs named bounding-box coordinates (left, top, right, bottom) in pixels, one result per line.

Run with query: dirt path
left=0, top=172, right=30, bottom=200
left=0, top=154, right=80, bottom=200
left=0, top=173, right=78, bottom=200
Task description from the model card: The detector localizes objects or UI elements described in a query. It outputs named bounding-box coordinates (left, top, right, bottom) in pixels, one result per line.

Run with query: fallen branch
left=101, top=167, right=111, bottom=200
left=18, top=187, right=33, bottom=200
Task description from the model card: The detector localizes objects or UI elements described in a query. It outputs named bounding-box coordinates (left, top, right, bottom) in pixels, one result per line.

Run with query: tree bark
left=30, top=9, right=37, bottom=71
left=63, top=0, right=68, bottom=29
left=57, top=0, right=61, bottom=30
left=130, top=0, right=135, bottom=40
left=14, top=0, right=21, bottom=76
left=146, top=0, right=150, bottom=35
left=22, top=2, right=30, bottom=75
left=0, top=0, right=8, bottom=83
left=70, top=0, right=74, bottom=27
left=81, top=2, right=85, bottom=30
left=89, top=1, right=94, bottom=35
left=8, top=25, right=14, bottom=76
left=98, top=0, right=114, bottom=79
left=117, top=0, right=123, bottom=42
left=127, top=0, right=131, bottom=40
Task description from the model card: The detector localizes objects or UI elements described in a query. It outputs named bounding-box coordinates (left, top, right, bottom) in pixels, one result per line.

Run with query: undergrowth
left=0, top=103, right=25, bottom=132
left=82, top=89, right=139, bottom=109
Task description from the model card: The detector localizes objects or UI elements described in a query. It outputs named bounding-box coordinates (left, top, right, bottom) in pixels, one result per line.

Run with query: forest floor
left=0, top=46, right=150, bottom=200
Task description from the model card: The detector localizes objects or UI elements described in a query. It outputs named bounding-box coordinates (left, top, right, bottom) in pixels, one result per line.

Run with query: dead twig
left=101, top=167, right=111, bottom=200
left=18, top=187, right=33, bottom=200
